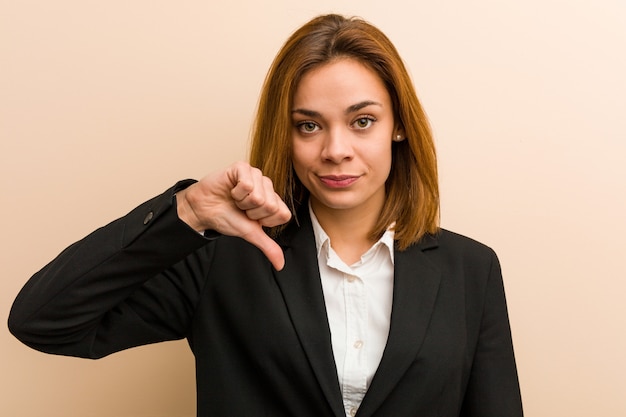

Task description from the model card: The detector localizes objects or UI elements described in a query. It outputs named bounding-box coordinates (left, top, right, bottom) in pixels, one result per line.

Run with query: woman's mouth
left=318, top=175, right=360, bottom=188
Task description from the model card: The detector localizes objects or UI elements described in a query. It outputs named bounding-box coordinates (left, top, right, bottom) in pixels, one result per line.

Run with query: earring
left=394, top=134, right=403, bottom=142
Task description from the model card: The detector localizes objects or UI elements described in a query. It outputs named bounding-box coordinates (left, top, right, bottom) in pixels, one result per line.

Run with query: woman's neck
left=310, top=201, right=381, bottom=265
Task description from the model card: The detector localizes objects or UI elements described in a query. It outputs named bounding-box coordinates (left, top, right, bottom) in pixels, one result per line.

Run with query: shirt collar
left=308, top=202, right=395, bottom=264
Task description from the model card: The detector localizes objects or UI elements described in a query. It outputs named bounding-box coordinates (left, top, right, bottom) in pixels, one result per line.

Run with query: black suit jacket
left=9, top=181, right=523, bottom=417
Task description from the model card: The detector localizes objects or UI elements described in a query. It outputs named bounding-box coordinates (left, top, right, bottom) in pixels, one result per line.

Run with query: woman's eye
left=353, top=116, right=375, bottom=129
left=298, top=122, right=319, bottom=133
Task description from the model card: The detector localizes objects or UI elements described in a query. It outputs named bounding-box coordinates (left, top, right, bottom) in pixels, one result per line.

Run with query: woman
left=9, top=14, right=523, bottom=417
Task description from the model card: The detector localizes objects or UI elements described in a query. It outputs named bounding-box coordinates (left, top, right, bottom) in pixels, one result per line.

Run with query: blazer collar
left=357, top=238, right=442, bottom=417
left=274, top=211, right=345, bottom=417
left=274, top=207, right=442, bottom=417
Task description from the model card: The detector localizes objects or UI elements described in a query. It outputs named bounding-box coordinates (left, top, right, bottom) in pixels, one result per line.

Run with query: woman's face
left=291, top=58, right=397, bottom=218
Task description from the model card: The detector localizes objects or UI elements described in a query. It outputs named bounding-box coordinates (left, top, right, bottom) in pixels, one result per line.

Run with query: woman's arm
left=8, top=180, right=211, bottom=358
left=8, top=162, right=292, bottom=358
left=461, top=251, right=524, bottom=416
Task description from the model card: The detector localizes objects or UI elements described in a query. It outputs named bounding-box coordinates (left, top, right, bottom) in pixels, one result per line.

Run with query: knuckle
left=233, top=160, right=248, bottom=169
left=263, top=196, right=278, bottom=212
left=262, top=175, right=274, bottom=187
left=238, top=178, right=254, bottom=193
left=282, top=208, right=292, bottom=221
left=246, top=192, right=265, bottom=206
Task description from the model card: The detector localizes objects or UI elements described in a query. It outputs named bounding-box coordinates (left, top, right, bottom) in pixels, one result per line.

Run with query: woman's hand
left=175, top=161, right=292, bottom=270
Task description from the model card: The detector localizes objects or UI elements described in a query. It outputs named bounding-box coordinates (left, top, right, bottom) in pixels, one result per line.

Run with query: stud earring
left=394, top=134, right=404, bottom=142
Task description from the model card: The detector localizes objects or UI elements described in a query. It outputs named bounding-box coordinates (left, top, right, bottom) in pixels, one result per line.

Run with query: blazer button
left=143, top=211, right=154, bottom=225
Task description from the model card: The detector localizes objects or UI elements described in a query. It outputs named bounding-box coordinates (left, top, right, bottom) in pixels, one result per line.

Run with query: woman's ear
left=393, top=128, right=406, bottom=142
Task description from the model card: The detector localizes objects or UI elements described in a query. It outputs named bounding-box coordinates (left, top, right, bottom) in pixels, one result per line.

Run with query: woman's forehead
left=292, top=59, right=391, bottom=112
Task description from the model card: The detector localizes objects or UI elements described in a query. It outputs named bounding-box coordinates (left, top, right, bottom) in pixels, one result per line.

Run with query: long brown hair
left=250, top=14, right=439, bottom=249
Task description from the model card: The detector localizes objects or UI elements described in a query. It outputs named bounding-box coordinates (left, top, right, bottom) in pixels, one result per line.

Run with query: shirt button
left=143, top=211, right=154, bottom=225
left=346, top=274, right=356, bottom=282
left=350, top=406, right=358, bottom=416
left=353, top=340, right=364, bottom=349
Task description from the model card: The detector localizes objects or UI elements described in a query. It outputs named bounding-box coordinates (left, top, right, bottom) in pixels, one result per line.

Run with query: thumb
left=242, top=227, right=286, bottom=271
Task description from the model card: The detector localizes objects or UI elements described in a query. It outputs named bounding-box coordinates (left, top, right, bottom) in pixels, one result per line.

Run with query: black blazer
left=9, top=181, right=523, bottom=417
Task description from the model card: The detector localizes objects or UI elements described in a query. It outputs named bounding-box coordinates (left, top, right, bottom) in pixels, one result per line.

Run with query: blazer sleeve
left=461, top=250, right=524, bottom=417
left=8, top=180, right=213, bottom=359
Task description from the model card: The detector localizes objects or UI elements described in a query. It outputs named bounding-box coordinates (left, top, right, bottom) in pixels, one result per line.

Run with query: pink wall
left=2, top=1, right=625, bottom=415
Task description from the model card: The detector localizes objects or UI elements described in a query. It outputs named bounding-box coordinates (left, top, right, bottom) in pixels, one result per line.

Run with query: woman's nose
left=321, top=128, right=354, bottom=163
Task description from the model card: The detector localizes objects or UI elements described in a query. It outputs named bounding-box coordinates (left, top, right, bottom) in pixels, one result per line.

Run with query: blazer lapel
left=357, top=235, right=441, bottom=417
left=274, top=214, right=345, bottom=417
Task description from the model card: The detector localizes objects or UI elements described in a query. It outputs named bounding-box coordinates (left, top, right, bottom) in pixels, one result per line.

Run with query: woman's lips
left=318, top=175, right=360, bottom=188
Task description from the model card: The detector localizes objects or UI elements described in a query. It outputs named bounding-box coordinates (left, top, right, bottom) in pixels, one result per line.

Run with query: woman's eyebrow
left=345, top=100, right=382, bottom=114
left=291, top=108, right=321, bottom=118
left=291, top=100, right=382, bottom=118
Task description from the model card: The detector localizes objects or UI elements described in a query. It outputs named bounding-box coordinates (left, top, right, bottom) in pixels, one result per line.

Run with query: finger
left=230, top=165, right=259, bottom=203
left=236, top=176, right=271, bottom=212
left=246, top=193, right=291, bottom=227
left=243, top=177, right=281, bottom=219
left=242, top=227, right=286, bottom=271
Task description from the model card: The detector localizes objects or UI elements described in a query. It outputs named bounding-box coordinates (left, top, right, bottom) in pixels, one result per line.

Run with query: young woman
left=9, top=14, right=523, bottom=417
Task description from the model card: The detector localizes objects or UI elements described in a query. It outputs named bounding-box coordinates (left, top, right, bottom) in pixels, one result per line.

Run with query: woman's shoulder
left=425, top=228, right=499, bottom=262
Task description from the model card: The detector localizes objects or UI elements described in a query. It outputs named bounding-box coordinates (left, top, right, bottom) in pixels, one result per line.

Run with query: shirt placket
left=341, top=271, right=367, bottom=417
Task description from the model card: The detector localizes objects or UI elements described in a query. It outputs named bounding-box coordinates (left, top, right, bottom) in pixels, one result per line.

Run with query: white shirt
left=309, top=205, right=395, bottom=417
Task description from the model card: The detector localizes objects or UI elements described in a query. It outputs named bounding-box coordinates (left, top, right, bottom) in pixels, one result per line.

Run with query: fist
left=176, top=161, right=292, bottom=270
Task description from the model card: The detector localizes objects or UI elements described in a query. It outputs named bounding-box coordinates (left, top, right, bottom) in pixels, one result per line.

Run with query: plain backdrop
left=1, top=1, right=625, bottom=416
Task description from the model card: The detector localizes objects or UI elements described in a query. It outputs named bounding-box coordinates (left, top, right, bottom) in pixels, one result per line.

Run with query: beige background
left=1, top=0, right=625, bottom=416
